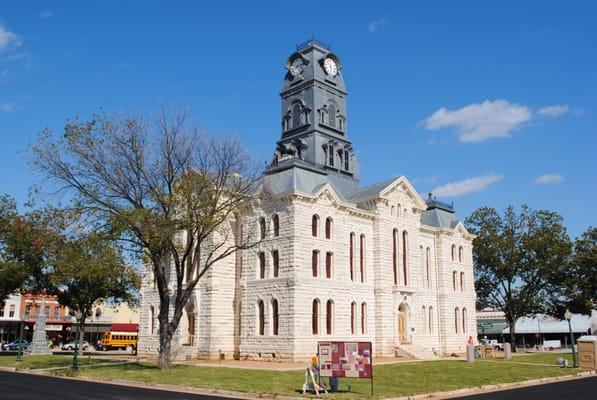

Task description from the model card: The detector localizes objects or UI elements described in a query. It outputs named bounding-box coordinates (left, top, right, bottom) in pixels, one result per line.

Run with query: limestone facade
left=138, top=40, right=477, bottom=361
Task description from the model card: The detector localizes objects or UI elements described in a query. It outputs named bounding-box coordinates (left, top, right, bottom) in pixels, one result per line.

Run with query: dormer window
left=344, top=149, right=350, bottom=170
left=328, top=144, right=334, bottom=166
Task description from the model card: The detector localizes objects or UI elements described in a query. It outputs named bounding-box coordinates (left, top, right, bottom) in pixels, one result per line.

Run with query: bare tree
left=32, top=108, right=261, bottom=369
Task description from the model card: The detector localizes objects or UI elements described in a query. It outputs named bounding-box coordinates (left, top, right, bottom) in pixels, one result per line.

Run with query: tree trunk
left=507, top=317, right=517, bottom=353
left=78, top=317, right=86, bottom=359
left=158, top=320, right=173, bottom=370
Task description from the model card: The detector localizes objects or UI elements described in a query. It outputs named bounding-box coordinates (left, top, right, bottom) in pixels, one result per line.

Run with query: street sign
left=477, top=321, right=494, bottom=329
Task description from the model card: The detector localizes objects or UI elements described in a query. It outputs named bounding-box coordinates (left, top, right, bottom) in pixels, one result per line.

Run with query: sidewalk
left=172, top=355, right=419, bottom=371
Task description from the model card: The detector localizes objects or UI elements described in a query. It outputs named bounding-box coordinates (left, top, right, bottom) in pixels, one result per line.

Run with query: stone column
left=27, top=298, right=52, bottom=355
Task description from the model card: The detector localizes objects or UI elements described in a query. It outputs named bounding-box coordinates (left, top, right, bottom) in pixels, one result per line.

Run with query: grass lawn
left=0, top=354, right=120, bottom=370
left=59, top=353, right=583, bottom=399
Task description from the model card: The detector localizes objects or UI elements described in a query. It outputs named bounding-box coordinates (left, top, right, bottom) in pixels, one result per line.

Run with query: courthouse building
left=138, top=40, right=477, bottom=361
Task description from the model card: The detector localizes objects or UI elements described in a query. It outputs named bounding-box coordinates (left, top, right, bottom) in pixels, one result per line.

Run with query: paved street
left=0, top=371, right=245, bottom=400
left=453, top=375, right=597, bottom=400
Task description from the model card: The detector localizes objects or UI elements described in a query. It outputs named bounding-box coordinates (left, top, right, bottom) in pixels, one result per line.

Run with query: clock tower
left=266, top=39, right=360, bottom=194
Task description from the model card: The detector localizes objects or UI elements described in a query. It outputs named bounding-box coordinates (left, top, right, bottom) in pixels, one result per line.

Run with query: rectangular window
left=272, top=250, right=279, bottom=278
left=9, top=304, right=14, bottom=318
left=54, top=307, right=59, bottom=320
left=259, top=252, right=266, bottom=279
left=328, top=144, right=334, bottom=166
left=0, top=303, right=4, bottom=317
left=312, top=251, right=319, bottom=277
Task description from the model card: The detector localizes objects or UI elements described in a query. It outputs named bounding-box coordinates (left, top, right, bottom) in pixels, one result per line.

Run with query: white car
left=61, top=340, right=90, bottom=351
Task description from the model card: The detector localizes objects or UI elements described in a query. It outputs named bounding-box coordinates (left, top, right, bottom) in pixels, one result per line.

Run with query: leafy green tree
left=0, top=195, right=63, bottom=302
left=466, top=205, right=573, bottom=349
left=32, top=109, right=260, bottom=369
left=52, top=233, right=139, bottom=356
left=564, top=227, right=597, bottom=314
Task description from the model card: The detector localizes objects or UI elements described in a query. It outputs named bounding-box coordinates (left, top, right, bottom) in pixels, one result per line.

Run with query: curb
left=386, top=370, right=596, bottom=400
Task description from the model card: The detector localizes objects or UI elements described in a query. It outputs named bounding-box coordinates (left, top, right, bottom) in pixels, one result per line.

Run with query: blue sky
left=1, top=1, right=595, bottom=237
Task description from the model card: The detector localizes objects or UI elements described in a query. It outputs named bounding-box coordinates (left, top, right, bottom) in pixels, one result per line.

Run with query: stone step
left=395, top=344, right=438, bottom=360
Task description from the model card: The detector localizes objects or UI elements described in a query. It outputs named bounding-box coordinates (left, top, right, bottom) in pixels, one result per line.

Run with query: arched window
left=459, top=246, right=463, bottom=263
left=462, top=307, right=467, bottom=333
left=460, top=272, right=465, bottom=291
left=325, top=252, right=333, bottom=279
left=326, top=300, right=334, bottom=335
left=149, top=305, right=155, bottom=335
left=392, top=229, right=398, bottom=285
left=451, top=244, right=456, bottom=261
left=349, top=232, right=355, bottom=282
left=272, top=299, right=279, bottom=336
left=312, top=299, right=320, bottom=335
left=428, top=306, right=434, bottom=334
left=454, top=307, right=460, bottom=333
left=259, top=252, right=266, bottom=279
left=350, top=302, right=356, bottom=335
left=403, top=209, right=408, bottom=219
left=401, top=231, right=408, bottom=285
left=426, top=247, right=431, bottom=289
left=272, top=214, right=280, bottom=237
left=359, top=234, right=366, bottom=283
left=257, top=300, right=265, bottom=336
left=361, top=302, right=367, bottom=334
left=312, top=215, right=319, bottom=237
left=325, top=217, right=333, bottom=239
left=312, top=250, right=319, bottom=277
left=452, top=271, right=457, bottom=291
left=328, top=104, right=336, bottom=128
left=292, top=103, right=301, bottom=128
left=391, top=205, right=395, bottom=216
left=422, top=306, right=427, bottom=334
left=259, top=217, right=266, bottom=240
left=272, top=250, right=279, bottom=278
left=397, top=204, right=401, bottom=218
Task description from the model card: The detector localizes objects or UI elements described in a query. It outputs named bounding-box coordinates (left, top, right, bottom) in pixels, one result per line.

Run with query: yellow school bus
left=98, top=331, right=138, bottom=351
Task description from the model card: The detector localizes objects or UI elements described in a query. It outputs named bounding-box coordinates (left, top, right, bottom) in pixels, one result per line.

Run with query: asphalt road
left=453, top=375, right=597, bottom=400
left=0, top=370, right=245, bottom=400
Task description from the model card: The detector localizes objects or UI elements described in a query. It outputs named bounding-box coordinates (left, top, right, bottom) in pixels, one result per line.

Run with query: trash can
left=577, top=335, right=597, bottom=369
left=328, top=376, right=339, bottom=392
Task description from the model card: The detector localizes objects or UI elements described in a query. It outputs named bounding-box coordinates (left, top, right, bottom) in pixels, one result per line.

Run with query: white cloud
left=537, top=104, right=569, bottom=117
left=38, top=10, right=55, bottom=18
left=432, top=173, right=503, bottom=197
left=534, top=174, right=564, bottom=185
left=0, top=24, right=22, bottom=53
left=368, top=18, right=387, bottom=33
left=423, top=99, right=532, bottom=142
left=0, top=101, right=14, bottom=112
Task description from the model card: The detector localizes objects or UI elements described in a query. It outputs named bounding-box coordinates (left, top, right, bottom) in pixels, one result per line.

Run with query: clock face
left=289, top=58, right=304, bottom=77
left=323, top=57, right=338, bottom=76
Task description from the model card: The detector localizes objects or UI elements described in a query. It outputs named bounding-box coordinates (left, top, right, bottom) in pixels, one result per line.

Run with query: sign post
left=318, top=341, right=373, bottom=396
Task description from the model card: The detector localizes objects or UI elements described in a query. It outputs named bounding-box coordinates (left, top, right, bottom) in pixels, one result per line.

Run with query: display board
left=318, top=341, right=372, bottom=378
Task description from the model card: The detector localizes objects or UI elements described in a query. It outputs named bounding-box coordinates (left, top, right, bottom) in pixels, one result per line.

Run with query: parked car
left=1, top=340, right=30, bottom=351
left=543, top=340, right=562, bottom=350
left=480, top=338, right=504, bottom=350
left=61, top=340, right=90, bottom=351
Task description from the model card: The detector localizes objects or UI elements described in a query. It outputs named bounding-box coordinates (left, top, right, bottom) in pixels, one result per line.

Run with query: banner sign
left=318, top=341, right=372, bottom=378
